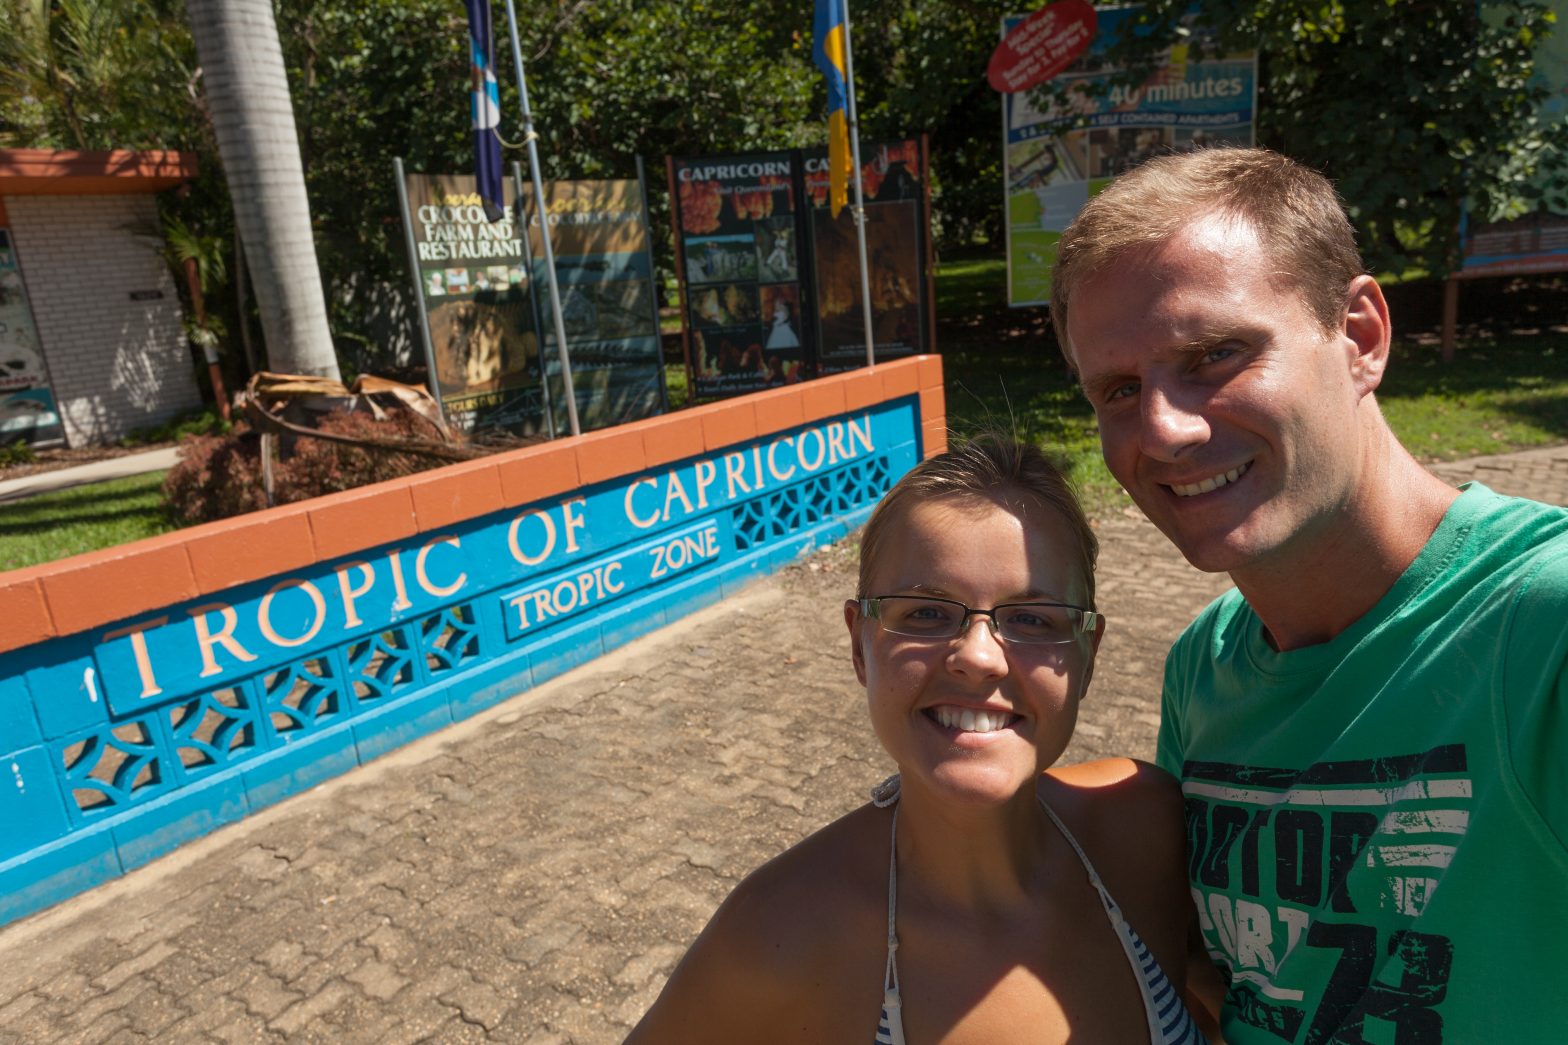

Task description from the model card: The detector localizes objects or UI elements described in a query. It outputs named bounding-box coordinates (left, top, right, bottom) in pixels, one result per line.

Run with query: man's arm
left=1503, top=552, right=1568, bottom=842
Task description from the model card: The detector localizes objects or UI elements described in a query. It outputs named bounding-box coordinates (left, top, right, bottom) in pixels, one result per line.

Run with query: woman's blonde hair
left=856, top=434, right=1098, bottom=608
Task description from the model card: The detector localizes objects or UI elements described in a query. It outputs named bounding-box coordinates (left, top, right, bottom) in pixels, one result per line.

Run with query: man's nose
left=1139, top=383, right=1210, bottom=462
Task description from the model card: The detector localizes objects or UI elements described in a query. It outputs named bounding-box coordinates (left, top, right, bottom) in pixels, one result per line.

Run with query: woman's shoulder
left=1039, top=759, right=1192, bottom=978
left=1044, top=754, right=1178, bottom=817
left=1040, top=758, right=1186, bottom=871
left=718, top=803, right=888, bottom=950
left=627, top=803, right=890, bottom=1043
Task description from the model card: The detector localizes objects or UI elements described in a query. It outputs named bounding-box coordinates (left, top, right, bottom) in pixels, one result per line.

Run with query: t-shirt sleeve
left=1155, top=639, right=1189, bottom=780
left=1503, top=550, right=1568, bottom=847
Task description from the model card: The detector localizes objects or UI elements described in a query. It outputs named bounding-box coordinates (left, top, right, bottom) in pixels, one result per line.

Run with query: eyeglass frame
left=857, top=594, right=1102, bottom=645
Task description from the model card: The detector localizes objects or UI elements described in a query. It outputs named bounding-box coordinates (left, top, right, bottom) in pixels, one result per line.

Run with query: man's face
left=1065, top=215, right=1376, bottom=578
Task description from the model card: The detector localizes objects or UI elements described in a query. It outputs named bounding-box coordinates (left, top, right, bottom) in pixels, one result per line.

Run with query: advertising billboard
left=669, top=151, right=808, bottom=399
left=1000, top=4, right=1257, bottom=306
left=523, top=179, right=666, bottom=433
left=403, top=172, right=545, bottom=434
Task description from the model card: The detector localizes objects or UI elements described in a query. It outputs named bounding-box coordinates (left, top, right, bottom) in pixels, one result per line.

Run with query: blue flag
left=812, top=0, right=851, bottom=218
left=466, top=0, right=505, bottom=223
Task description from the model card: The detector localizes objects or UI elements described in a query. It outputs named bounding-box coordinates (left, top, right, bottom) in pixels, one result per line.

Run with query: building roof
left=0, top=149, right=199, bottom=196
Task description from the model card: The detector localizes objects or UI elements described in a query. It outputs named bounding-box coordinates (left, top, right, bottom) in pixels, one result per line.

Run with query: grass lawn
left=0, top=471, right=174, bottom=572
left=934, top=255, right=1568, bottom=515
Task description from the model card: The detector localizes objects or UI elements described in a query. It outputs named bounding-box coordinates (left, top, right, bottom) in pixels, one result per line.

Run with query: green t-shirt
left=1157, top=483, right=1568, bottom=1044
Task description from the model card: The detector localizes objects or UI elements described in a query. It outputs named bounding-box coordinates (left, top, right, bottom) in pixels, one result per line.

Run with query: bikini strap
left=1035, top=792, right=1118, bottom=910
left=884, top=803, right=901, bottom=993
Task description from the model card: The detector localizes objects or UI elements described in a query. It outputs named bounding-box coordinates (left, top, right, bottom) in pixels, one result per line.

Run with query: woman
left=630, top=437, right=1207, bottom=1044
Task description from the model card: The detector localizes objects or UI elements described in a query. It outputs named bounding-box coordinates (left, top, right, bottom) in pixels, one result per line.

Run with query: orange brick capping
left=0, top=356, right=946, bottom=655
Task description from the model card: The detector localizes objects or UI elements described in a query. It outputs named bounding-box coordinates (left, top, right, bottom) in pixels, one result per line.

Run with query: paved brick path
left=1, top=445, right=1563, bottom=1043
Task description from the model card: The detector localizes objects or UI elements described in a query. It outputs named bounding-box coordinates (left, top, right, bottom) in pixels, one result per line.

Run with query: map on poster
left=1001, top=4, right=1256, bottom=306
left=0, top=229, right=64, bottom=446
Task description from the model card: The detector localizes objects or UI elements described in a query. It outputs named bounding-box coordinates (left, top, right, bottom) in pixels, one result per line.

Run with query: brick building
left=0, top=149, right=203, bottom=447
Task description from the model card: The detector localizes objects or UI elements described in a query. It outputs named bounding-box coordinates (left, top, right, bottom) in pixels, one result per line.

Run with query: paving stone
left=0, top=446, right=1560, bottom=1042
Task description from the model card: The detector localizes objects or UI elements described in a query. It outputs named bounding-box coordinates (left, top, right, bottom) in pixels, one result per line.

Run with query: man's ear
left=1342, top=274, right=1392, bottom=400
left=845, top=599, right=868, bottom=686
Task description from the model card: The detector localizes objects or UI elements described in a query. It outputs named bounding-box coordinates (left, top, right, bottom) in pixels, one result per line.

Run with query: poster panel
left=0, top=229, right=65, bottom=446
left=404, top=172, right=546, bottom=434
left=803, top=138, right=930, bottom=373
left=669, top=152, right=808, bottom=399
left=1001, top=5, right=1257, bottom=306
left=1457, top=0, right=1568, bottom=279
left=522, top=179, right=666, bottom=432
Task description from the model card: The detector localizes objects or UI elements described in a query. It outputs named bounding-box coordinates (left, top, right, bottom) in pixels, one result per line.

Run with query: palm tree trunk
left=185, top=0, right=340, bottom=380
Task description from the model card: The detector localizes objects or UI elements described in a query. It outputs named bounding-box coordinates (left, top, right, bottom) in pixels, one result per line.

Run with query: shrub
left=122, top=408, right=230, bottom=447
left=0, top=441, right=37, bottom=468
left=163, top=410, right=448, bottom=525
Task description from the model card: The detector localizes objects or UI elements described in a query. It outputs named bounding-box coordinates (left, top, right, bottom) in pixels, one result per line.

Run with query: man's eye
left=1199, top=345, right=1238, bottom=365
left=1103, top=381, right=1139, bottom=403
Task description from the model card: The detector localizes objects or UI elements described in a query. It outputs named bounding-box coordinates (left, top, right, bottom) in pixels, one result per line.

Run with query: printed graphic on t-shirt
left=1182, top=745, right=1468, bottom=1043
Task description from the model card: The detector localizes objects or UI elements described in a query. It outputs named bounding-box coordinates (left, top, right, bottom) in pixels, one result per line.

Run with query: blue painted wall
left=0, top=399, right=921, bottom=927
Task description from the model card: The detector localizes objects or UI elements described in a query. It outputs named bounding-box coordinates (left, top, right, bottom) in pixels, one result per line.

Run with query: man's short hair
left=1051, top=147, right=1365, bottom=350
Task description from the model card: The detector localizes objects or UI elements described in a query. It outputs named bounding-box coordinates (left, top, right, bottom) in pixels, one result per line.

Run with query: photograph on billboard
left=523, top=178, right=666, bottom=433
left=403, top=172, right=545, bottom=434
left=1001, top=4, right=1257, bottom=306
left=803, top=138, right=930, bottom=373
left=669, top=151, right=809, bottom=399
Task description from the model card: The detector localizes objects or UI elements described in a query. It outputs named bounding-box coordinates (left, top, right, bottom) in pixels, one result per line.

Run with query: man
left=1053, top=147, right=1568, bottom=1042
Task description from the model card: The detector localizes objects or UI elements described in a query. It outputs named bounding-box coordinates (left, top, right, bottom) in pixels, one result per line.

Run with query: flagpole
left=839, top=0, right=877, bottom=370
left=501, top=0, right=581, bottom=437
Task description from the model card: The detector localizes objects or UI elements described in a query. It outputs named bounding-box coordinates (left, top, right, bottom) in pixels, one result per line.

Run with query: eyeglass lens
left=870, top=596, right=1088, bottom=644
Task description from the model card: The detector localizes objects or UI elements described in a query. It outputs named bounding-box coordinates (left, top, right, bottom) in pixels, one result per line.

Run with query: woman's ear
left=844, top=599, right=868, bottom=686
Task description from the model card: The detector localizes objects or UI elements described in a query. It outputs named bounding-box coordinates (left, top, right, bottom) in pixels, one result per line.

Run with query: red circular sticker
left=987, top=0, right=1098, bottom=94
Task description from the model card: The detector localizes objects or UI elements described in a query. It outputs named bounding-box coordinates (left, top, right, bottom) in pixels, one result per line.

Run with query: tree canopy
left=1, top=0, right=1562, bottom=375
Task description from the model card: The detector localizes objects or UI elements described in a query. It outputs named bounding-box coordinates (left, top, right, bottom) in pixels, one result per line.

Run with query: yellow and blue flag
left=465, top=0, right=505, bottom=223
left=813, top=0, right=851, bottom=218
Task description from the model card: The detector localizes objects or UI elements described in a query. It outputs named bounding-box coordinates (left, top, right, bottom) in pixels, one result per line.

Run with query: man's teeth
left=932, top=707, right=1013, bottom=733
left=1171, top=462, right=1249, bottom=498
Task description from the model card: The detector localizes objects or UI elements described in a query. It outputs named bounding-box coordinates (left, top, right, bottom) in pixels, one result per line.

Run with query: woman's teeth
left=932, top=706, right=1013, bottom=733
left=1172, top=462, right=1249, bottom=498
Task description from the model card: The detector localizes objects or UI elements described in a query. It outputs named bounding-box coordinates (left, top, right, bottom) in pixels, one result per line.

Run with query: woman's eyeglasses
left=859, top=595, right=1101, bottom=645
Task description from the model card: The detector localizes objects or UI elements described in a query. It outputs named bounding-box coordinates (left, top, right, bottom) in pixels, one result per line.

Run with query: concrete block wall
left=0, top=356, right=948, bottom=927
left=4, top=194, right=201, bottom=446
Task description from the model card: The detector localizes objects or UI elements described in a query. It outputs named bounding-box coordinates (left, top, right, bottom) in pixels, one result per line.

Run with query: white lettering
left=190, top=603, right=257, bottom=677
left=415, top=536, right=467, bottom=597
left=258, top=579, right=328, bottom=648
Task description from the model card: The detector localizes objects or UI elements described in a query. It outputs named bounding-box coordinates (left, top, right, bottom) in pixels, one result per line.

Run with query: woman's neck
left=891, top=780, right=1065, bottom=917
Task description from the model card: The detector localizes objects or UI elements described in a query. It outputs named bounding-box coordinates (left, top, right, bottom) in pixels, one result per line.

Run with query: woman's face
left=846, top=494, right=1100, bottom=807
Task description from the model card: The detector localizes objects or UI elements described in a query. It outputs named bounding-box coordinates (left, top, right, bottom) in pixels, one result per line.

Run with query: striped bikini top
left=873, top=789, right=1206, bottom=1045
